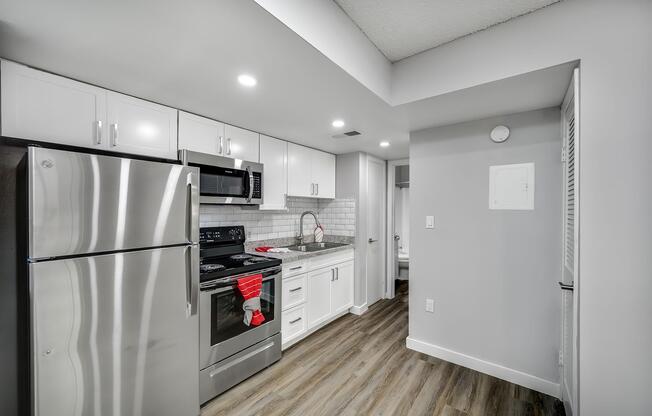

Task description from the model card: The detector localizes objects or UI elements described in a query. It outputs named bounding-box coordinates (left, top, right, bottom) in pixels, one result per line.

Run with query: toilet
left=398, top=250, right=409, bottom=280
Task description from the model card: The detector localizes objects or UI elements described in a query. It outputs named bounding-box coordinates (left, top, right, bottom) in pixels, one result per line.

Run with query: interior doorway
left=386, top=159, right=409, bottom=299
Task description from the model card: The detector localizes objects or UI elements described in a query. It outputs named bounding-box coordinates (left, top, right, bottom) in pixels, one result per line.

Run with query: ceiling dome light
left=237, top=74, right=257, bottom=87
left=379, top=141, right=390, bottom=147
left=332, top=119, right=345, bottom=128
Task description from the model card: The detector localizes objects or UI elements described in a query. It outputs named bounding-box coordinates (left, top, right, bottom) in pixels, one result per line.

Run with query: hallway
left=202, top=282, right=565, bottom=416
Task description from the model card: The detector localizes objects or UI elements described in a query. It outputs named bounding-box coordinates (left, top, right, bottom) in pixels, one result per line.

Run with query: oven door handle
left=201, top=273, right=278, bottom=294
left=245, top=166, right=254, bottom=202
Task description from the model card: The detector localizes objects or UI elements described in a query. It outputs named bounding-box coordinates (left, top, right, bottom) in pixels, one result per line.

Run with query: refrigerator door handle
left=186, top=170, right=199, bottom=243
left=186, top=245, right=199, bottom=317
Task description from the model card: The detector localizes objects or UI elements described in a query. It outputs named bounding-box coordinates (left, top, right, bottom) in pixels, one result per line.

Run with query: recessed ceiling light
left=237, top=74, right=257, bottom=87
left=380, top=141, right=390, bottom=147
left=332, top=119, right=345, bottom=128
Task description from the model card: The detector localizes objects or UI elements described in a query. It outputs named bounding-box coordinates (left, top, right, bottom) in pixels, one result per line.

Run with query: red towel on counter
left=236, top=274, right=265, bottom=326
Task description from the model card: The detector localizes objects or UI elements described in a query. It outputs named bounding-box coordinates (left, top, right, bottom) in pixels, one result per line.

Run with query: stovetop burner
left=200, top=264, right=225, bottom=273
left=230, top=254, right=252, bottom=261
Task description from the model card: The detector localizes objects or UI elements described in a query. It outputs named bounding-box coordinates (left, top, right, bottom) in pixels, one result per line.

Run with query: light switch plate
left=426, top=299, right=434, bottom=313
left=425, top=216, right=434, bottom=229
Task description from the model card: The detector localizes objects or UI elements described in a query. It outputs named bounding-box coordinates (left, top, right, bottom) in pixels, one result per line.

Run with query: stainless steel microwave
left=180, top=150, right=263, bottom=205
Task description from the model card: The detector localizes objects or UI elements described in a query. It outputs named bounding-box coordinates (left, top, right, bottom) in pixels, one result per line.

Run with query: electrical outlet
left=426, top=216, right=434, bottom=229
left=425, top=299, right=434, bottom=313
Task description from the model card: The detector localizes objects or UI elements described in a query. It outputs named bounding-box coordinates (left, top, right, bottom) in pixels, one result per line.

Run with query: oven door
left=180, top=150, right=263, bottom=205
left=199, top=267, right=281, bottom=369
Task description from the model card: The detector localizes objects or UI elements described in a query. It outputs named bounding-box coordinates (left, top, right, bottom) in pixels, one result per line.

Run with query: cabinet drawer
left=282, top=304, right=306, bottom=344
left=283, top=261, right=308, bottom=278
left=282, top=274, right=307, bottom=310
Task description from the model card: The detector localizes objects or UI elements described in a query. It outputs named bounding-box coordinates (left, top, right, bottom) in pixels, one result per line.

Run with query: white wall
left=397, top=2, right=652, bottom=413
left=409, top=108, right=562, bottom=395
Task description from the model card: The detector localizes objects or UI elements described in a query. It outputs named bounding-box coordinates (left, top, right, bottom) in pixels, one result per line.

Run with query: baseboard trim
left=406, top=337, right=560, bottom=398
left=349, top=303, right=368, bottom=315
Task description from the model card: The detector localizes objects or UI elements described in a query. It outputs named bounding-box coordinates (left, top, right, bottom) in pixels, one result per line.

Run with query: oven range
left=198, top=225, right=282, bottom=404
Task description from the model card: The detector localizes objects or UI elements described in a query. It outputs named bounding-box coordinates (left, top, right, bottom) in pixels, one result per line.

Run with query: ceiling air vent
left=332, top=130, right=361, bottom=139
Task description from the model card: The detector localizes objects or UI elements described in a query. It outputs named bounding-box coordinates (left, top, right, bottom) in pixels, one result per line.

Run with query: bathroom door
left=560, top=67, right=580, bottom=416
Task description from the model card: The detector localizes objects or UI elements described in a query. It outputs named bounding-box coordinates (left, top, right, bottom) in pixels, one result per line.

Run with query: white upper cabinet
left=312, top=150, right=336, bottom=198
left=287, top=142, right=336, bottom=199
left=287, top=143, right=314, bottom=198
left=178, top=111, right=225, bottom=156
left=1, top=60, right=107, bottom=149
left=224, top=124, right=259, bottom=162
left=259, top=135, right=288, bottom=210
left=106, top=92, right=178, bottom=159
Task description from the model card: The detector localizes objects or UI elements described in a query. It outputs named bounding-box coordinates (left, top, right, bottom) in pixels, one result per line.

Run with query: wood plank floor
left=201, top=281, right=565, bottom=416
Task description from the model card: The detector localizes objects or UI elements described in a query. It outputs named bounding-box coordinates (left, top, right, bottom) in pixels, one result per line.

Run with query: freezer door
left=30, top=245, right=199, bottom=416
left=28, top=147, right=199, bottom=259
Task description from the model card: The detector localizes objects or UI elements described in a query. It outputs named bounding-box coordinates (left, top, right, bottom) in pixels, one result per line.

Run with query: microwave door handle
left=246, top=167, right=254, bottom=202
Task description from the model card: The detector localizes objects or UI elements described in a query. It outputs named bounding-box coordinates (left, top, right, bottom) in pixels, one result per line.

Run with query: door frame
left=365, top=155, right=387, bottom=305
left=560, top=66, right=581, bottom=415
left=385, top=158, right=409, bottom=299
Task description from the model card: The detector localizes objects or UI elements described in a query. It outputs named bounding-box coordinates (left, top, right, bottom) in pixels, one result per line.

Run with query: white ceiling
left=333, top=0, right=561, bottom=62
left=0, top=0, right=408, bottom=159
left=0, top=0, right=572, bottom=160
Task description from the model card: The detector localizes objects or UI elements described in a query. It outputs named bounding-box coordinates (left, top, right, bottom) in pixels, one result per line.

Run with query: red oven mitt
left=236, top=274, right=265, bottom=326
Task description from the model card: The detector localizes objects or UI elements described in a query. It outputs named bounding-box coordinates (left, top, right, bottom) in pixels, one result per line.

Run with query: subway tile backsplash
left=200, top=197, right=355, bottom=241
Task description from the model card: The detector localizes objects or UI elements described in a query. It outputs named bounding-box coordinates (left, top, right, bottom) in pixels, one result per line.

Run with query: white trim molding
left=349, top=303, right=368, bottom=316
left=406, top=337, right=560, bottom=398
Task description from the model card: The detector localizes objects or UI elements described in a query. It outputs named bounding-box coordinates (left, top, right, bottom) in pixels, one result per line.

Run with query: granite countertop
left=244, top=235, right=354, bottom=263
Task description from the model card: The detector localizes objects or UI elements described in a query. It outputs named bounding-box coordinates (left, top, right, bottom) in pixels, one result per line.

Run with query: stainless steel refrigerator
left=27, top=147, right=200, bottom=416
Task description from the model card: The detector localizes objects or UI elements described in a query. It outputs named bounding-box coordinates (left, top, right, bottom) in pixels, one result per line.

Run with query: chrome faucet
left=297, top=211, right=321, bottom=245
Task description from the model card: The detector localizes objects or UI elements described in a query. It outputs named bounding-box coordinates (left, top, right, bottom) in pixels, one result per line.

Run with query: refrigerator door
left=28, top=147, right=199, bottom=260
left=30, top=245, right=199, bottom=416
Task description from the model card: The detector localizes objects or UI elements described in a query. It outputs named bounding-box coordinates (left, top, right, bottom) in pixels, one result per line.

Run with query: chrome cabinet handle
left=289, top=266, right=303, bottom=271
left=218, top=136, right=224, bottom=154
left=316, top=183, right=319, bottom=195
left=289, top=317, right=302, bottom=324
left=289, top=287, right=302, bottom=293
left=368, top=238, right=378, bottom=243
left=331, top=269, right=335, bottom=281
left=310, top=183, right=314, bottom=196
left=110, top=123, right=118, bottom=146
left=95, top=120, right=102, bottom=144
left=336, top=267, right=339, bottom=281
left=227, top=138, right=231, bottom=155
left=558, top=281, right=574, bottom=291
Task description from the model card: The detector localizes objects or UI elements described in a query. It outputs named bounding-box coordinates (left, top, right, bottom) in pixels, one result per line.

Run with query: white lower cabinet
left=306, top=267, right=334, bottom=328
left=281, top=249, right=354, bottom=349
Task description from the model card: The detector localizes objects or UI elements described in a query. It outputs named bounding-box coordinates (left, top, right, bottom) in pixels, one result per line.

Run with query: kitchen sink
left=284, top=242, right=349, bottom=252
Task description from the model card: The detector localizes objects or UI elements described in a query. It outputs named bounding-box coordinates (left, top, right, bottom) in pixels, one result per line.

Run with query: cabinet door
left=106, top=91, right=178, bottom=159
left=331, top=261, right=354, bottom=315
left=287, top=143, right=314, bottom=198
left=312, top=150, right=336, bottom=198
left=178, top=111, right=225, bottom=155
left=224, top=124, right=259, bottom=162
left=1, top=60, right=107, bottom=149
left=307, top=267, right=333, bottom=328
left=259, top=135, right=287, bottom=210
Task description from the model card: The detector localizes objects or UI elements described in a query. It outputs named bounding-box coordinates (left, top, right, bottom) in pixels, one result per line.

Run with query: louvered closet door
left=561, top=68, right=580, bottom=416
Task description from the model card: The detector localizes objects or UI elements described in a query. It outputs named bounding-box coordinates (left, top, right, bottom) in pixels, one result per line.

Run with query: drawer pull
left=289, top=287, right=302, bottom=293
left=289, top=266, right=303, bottom=271
left=289, top=317, right=302, bottom=324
